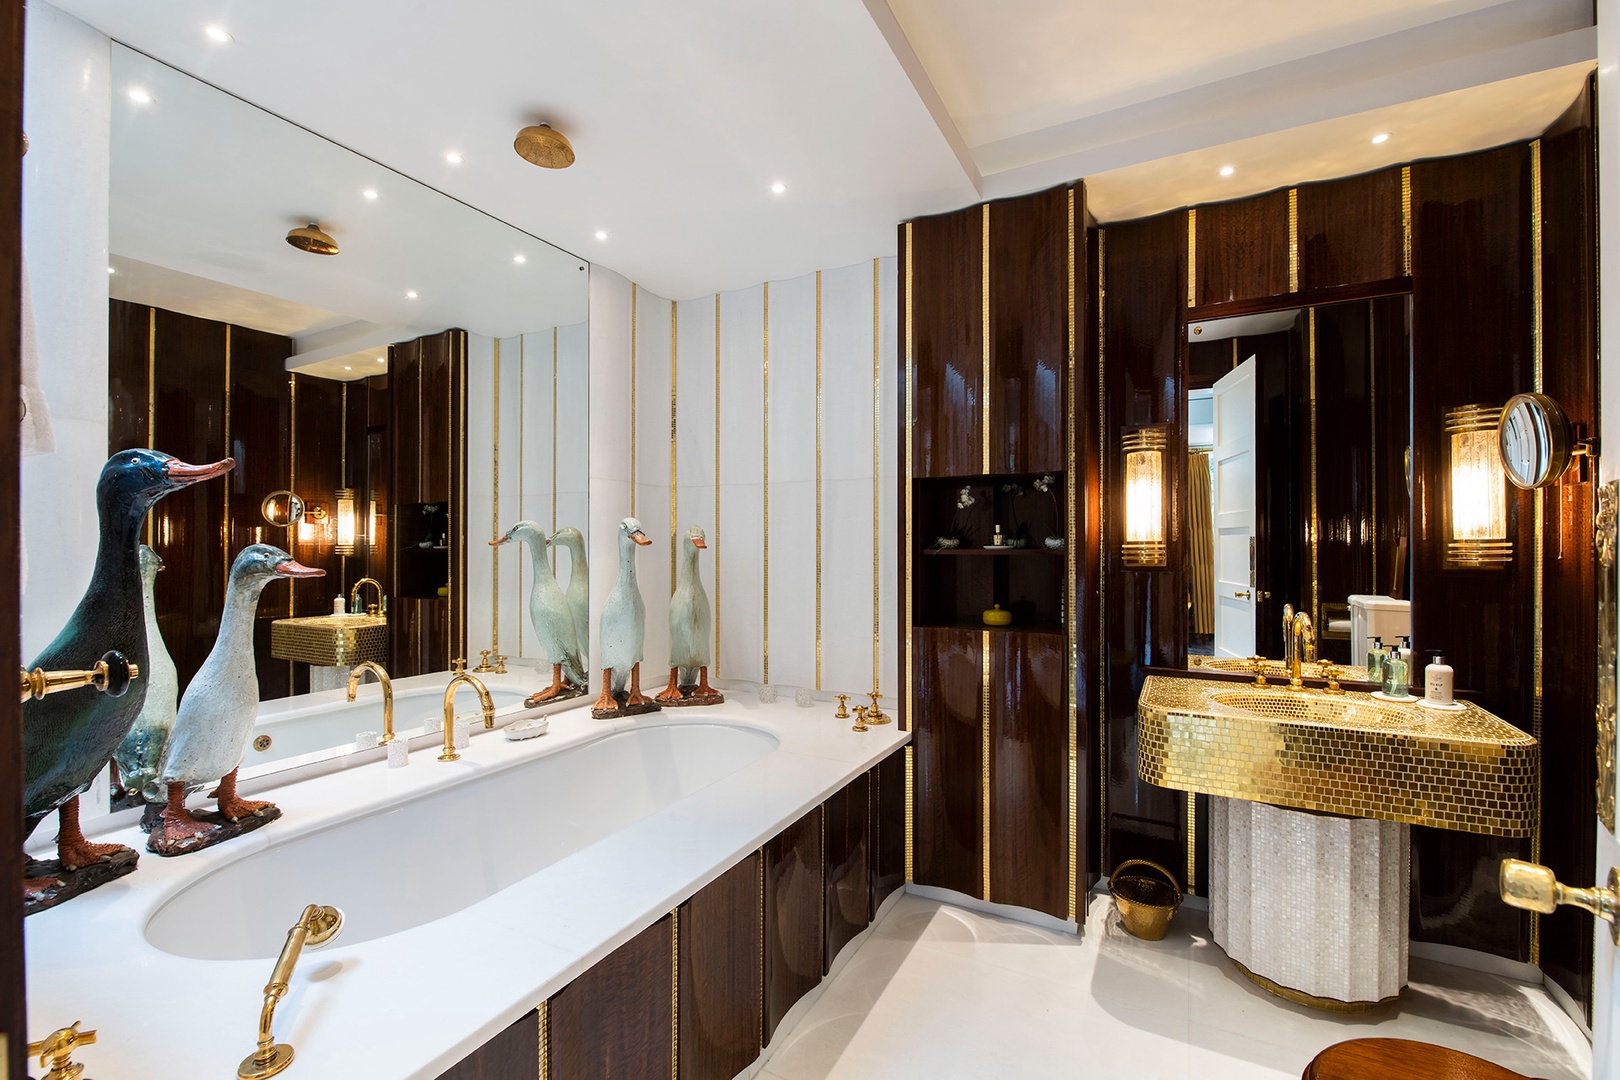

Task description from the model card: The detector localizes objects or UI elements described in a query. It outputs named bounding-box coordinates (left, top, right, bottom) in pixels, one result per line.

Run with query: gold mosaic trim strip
left=904, top=223, right=915, bottom=880
left=1186, top=208, right=1197, bottom=307
left=1308, top=308, right=1319, bottom=629
left=872, top=258, right=882, bottom=698
left=551, top=329, right=558, bottom=576
left=671, top=305, right=678, bottom=586
left=1530, top=138, right=1544, bottom=966
left=714, top=295, right=723, bottom=676
left=762, top=282, right=770, bottom=685
left=147, top=307, right=157, bottom=549
left=756, top=847, right=766, bottom=1048
left=1066, top=187, right=1078, bottom=921
left=1185, top=792, right=1196, bottom=894
left=670, top=906, right=679, bottom=1078
left=537, top=999, right=550, bottom=1080
left=816, top=271, right=824, bottom=689
left=630, top=283, right=638, bottom=517
left=1288, top=188, right=1299, bottom=292
left=223, top=326, right=232, bottom=597
left=491, top=338, right=501, bottom=653
left=1401, top=166, right=1413, bottom=275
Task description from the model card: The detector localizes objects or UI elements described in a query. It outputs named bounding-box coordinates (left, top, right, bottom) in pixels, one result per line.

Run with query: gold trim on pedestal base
left=1225, top=950, right=1399, bottom=1014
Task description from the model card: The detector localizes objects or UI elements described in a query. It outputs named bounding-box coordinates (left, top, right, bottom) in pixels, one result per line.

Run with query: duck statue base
left=654, top=666, right=724, bottom=708
left=523, top=664, right=588, bottom=710
left=147, top=803, right=281, bottom=857
left=24, top=848, right=139, bottom=915
left=590, top=691, right=663, bottom=720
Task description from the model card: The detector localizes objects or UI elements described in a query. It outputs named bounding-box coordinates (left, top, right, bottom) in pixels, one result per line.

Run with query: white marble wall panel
left=766, top=274, right=817, bottom=690
left=554, top=322, right=591, bottom=664
left=673, top=298, right=718, bottom=671
left=876, top=256, right=900, bottom=695
left=21, top=4, right=111, bottom=662
left=510, top=330, right=554, bottom=662
left=634, top=286, right=674, bottom=681
left=717, top=285, right=767, bottom=684
left=588, top=268, right=633, bottom=667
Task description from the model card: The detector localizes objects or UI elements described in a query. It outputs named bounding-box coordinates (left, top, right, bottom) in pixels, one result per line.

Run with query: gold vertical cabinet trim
left=459, top=333, right=468, bottom=662
left=670, top=304, right=679, bottom=587
left=670, top=906, right=679, bottom=1080
left=819, top=805, right=828, bottom=973
left=872, top=258, right=882, bottom=696
left=904, top=744, right=915, bottom=882
left=1369, top=303, right=1378, bottom=594
left=146, top=307, right=156, bottom=548
left=1287, top=188, right=1300, bottom=292
left=1065, top=188, right=1078, bottom=922
left=815, top=271, right=824, bottom=690
left=288, top=373, right=298, bottom=687
left=542, top=1001, right=553, bottom=1079
left=492, top=339, right=501, bottom=653
left=1186, top=208, right=1197, bottom=308
left=714, top=295, right=723, bottom=677
left=981, top=203, right=991, bottom=475
left=1308, top=309, right=1319, bottom=631
left=630, top=283, right=638, bottom=517
left=1401, top=166, right=1413, bottom=276
left=756, top=847, right=765, bottom=1050
left=904, top=222, right=915, bottom=885
left=981, top=629, right=992, bottom=901
left=762, top=281, right=770, bottom=685
left=1186, top=792, right=1197, bottom=894
left=1530, top=138, right=1544, bottom=966
left=223, top=325, right=232, bottom=597
left=1098, top=228, right=1109, bottom=876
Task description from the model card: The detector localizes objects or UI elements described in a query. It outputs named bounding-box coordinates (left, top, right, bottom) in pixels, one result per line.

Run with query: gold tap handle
left=473, top=650, right=494, bottom=673
left=1246, top=655, right=1268, bottom=687
left=1320, top=662, right=1343, bottom=694
left=852, top=705, right=869, bottom=732
left=1501, top=860, right=1620, bottom=944
left=494, top=654, right=508, bottom=674
left=28, top=1021, right=97, bottom=1079
left=451, top=657, right=467, bottom=675
left=834, top=694, right=850, bottom=719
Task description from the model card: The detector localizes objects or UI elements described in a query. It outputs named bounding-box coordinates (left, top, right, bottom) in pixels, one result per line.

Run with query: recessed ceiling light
left=127, top=88, right=153, bottom=105
left=204, top=25, right=232, bottom=43
left=343, top=365, right=352, bottom=371
left=406, top=290, right=418, bottom=299
left=513, top=254, right=527, bottom=264
left=106, top=266, right=115, bottom=274
left=1219, top=165, right=1235, bottom=177
left=444, top=151, right=463, bottom=165
left=1371, top=132, right=1391, bottom=145
left=362, top=188, right=379, bottom=200
left=376, top=357, right=386, bottom=363
left=771, top=182, right=786, bottom=195
left=594, top=229, right=608, bottom=241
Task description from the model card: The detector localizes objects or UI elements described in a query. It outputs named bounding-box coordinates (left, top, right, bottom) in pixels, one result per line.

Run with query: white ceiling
left=48, top=0, right=1598, bottom=302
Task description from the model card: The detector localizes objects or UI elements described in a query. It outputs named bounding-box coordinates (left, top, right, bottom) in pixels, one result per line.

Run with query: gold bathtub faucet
left=439, top=660, right=496, bottom=762
left=239, top=903, right=344, bottom=1079
left=345, top=661, right=394, bottom=743
left=349, top=576, right=386, bottom=616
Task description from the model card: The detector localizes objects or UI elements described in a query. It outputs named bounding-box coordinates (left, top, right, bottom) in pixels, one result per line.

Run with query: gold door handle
left=1234, top=589, right=1251, bottom=600
left=1500, top=860, right=1620, bottom=943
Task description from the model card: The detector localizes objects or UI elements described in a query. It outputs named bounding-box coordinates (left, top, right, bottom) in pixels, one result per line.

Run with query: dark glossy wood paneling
left=989, top=629, right=1066, bottom=916
left=107, top=299, right=149, bottom=452
left=551, top=914, right=673, bottom=1080
left=1194, top=190, right=1290, bottom=307
left=230, top=325, right=293, bottom=700
left=290, top=374, right=344, bottom=617
left=909, top=204, right=984, bottom=477
left=679, top=853, right=760, bottom=1080
left=434, top=1008, right=537, bottom=1080
left=988, top=186, right=1067, bottom=474
left=871, top=747, right=906, bottom=917
left=150, top=308, right=227, bottom=694
left=1297, top=168, right=1405, bottom=291
left=1409, top=142, right=1534, bottom=961
left=421, top=331, right=454, bottom=504
left=764, top=805, right=822, bottom=1043
left=823, top=772, right=870, bottom=973
left=1373, top=300, right=1412, bottom=600
left=1, top=2, right=26, bottom=1066
left=392, top=340, right=421, bottom=504
left=1102, top=211, right=1187, bottom=879
left=912, top=625, right=983, bottom=896
left=1537, top=79, right=1597, bottom=1018
left=363, top=373, right=392, bottom=593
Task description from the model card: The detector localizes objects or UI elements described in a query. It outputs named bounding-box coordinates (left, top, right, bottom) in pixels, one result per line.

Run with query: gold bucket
left=1109, top=859, right=1183, bottom=941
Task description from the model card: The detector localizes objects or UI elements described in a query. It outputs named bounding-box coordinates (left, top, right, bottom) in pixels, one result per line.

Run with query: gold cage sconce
left=1121, top=426, right=1170, bottom=568
left=1444, top=403, right=1512, bottom=567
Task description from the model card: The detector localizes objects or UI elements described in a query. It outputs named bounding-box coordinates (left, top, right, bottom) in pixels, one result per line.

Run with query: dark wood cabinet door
left=1194, top=190, right=1290, bottom=306
left=435, top=1009, right=538, bottom=1080
left=990, top=630, right=1067, bottom=917
left=550, top=914, right=674, bottom=1080
left=871, top=748, right=906, bottom=919
left=913, top=625, right=983, bottom=898
left=764, top=806, right=822, bottom=1043
left=823, top=772, right=871, bottom=973
left=906, top=205, right=985, bottom=478
left=679, top=854, right=761, bottom=1080
left=988, top=188, right=1068, bottom=474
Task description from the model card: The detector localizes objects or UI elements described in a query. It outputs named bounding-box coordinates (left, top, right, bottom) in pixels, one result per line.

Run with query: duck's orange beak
left=274, top=559, right=326, bottom=579
left=489, top=536, right=509, bottom=547
left=164, top=456, right=235, bottom=486
left=691, top=537, right=707, bottom=549
left=631, top=531, right=651, bottom=546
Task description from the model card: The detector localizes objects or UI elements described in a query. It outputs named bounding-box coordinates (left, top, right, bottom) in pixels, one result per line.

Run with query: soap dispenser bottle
left=1381, top=644, right=1408, bottom=699
left=1398, top=636, right=1415, bottom=671
left=1424, top=653, right=1454, bottom=706
left=1366, top=636, right=1385, bottom=682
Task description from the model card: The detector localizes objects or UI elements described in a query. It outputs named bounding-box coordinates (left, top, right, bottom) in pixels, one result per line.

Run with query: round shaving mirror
left=260, top=489, right=306, bottom=527
left=1498, top=393, right=1573, bottom=489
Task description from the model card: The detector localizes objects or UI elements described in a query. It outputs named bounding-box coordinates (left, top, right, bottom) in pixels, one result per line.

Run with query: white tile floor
left=759, top=892, right=1592, bottom=1080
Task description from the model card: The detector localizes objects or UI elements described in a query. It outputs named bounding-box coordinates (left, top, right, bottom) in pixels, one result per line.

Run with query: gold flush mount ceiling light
left=286, top=222, right=339, bottom=256
left=513, top=123, right=576, bottom=169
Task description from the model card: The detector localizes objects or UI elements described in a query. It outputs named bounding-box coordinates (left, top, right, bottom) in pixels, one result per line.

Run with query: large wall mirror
left=1184, top=295, right=1411, bottom=669
left=100, top=45, right=588, bottom=771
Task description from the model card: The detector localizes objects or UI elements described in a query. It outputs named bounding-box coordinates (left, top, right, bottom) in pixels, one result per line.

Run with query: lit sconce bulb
left=334, top=488, right=358, bottom=556
left=1120, top=428, right=1169, bottom=567
left=1444, top=404, right=1511, bottom=566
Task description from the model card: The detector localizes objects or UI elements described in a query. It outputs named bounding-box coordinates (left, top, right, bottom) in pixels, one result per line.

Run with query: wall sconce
left=334, top=487, right=358, bottom=556
left=1444, top=403, right=1511, bottom=567
left=1121, top=426, right=1169, bottom=568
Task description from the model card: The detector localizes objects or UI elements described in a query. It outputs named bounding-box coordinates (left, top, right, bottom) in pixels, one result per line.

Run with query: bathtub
left=26, top=695, right=908, bottom=1080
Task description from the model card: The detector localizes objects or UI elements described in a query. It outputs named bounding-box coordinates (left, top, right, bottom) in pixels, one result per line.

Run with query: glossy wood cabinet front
left=912, top=625, right=984, bottom=899
left=436, top=1010, right=538, bottom=1080
left=823, top=772, right=871, bottom=973
left=907, top=204, right=984, bottom=478
left=679, top=853, right=761, bottom=1080
left=764, top=805, right=823, bottom=1043
left=550, top=914, right=674, bottom=1080
left=990, top=630, right=1067, bottom=917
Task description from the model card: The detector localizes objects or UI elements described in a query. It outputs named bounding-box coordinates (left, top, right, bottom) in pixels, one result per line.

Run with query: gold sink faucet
left=345, top=661, right=394, bottom=743
left=1287, top=610, right=1315, bottom=690
left=349, top=576, right=386, bottom=616
left=439, top=659, right=495, bottom=762
left=238, top=903, right=343, bottom=1079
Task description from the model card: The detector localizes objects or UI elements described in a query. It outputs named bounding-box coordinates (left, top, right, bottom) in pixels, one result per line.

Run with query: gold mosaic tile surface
left=270, top=614, right=389, bottom=667
left=1187, top=656, right=1371, bottom=682
left=1138, top=676, right=1537, bottom=837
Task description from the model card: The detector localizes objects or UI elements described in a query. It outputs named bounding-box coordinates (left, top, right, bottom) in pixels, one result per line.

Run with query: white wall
left=20, top=3, right=111, bottom=662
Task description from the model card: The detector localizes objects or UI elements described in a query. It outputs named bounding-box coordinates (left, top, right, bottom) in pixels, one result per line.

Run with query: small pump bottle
left=1424, top=653, right=1454, bottom=706
left=1366, top=636, right=1385, bottom=682
left=1381, top=644, right=1408, bottom=699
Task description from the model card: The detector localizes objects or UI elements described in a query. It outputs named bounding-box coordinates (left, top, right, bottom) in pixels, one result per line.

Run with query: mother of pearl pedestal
left=1210, top=796, right=1409, bottom=1009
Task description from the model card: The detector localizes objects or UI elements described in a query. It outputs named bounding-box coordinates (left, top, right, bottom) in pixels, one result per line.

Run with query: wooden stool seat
left=1303, top=1039, right=1543, bottom=1080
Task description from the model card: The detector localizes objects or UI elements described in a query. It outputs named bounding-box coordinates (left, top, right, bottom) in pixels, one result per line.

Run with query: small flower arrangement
left=1033, top=474, right=1064, bottom=549
left=932, top=485, right=976, bottom=549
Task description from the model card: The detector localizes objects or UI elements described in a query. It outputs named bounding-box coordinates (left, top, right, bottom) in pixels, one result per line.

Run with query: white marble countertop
left=26, top=691, right=907, bottom=1079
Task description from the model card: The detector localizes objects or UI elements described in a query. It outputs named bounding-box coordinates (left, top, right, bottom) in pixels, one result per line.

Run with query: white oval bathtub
left=246, top=683, right=533, bottom=765
left=143, top=721, right=778, bottom=961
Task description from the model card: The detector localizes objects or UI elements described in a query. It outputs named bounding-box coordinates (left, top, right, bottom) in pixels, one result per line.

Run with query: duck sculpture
left=149, top=544, right=324, bottom=855
left=490, top=521, right=585, bottom=705
left=112, top=545, right=178, bottom=807
left=657, top=525, right=722, bottom=706
left=22, top=450, right=233, bottom=901
left=551, top=526, right=590, bottom=671
left=593, top=517, right=658, bottom=718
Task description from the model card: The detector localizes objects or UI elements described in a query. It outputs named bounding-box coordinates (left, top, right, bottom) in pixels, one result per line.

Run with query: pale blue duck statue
left=657, top=525, right=720, bottom=704
left=551, top=526, right=589, bottom=671
left=594, top=517, right=653, bottom=713
left=490, top=520, right=585, bottom=703
left=150, top=545, right=323, bottom=853
left=113, top=545, right=178, bottom=804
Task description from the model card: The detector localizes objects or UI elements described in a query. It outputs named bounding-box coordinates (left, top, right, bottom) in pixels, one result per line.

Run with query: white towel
left=18, top=254, right=54, bottom=457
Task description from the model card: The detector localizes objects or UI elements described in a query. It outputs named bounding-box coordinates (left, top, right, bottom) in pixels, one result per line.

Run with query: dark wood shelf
left=923, top=547, right=1064, bottom=557
left=914, top=619, right=1064, bottom=637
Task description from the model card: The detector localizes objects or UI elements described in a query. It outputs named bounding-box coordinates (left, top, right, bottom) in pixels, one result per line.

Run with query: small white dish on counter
left=504, top=717, right=550, bottom=740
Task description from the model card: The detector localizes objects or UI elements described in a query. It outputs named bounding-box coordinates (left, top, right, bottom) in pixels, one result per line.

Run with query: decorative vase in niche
left=1045, top=536, right=1065, bottom=550
left=982, top=604, right=1012, bottom=627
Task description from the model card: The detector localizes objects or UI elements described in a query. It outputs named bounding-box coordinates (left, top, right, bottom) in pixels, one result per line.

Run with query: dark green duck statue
left=22, top=449, right=234, bottom=899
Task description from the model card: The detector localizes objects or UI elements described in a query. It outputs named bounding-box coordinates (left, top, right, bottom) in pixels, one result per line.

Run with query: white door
left=1211, top=358, right=1257, bottom=659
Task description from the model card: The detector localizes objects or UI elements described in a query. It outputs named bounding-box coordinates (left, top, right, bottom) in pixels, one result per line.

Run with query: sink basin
left=1188, top=655, right=1370, bottom=682
left=270, top=613, right=387, bottom=666
left=1136, top=675, right=1537, bottom=836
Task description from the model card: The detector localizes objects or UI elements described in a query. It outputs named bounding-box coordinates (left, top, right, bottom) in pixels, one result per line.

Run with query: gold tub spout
left=345, top=661, right=394, bottom=743
left=349, top=576, right=386, bottom=615
left=439, top=661, right=496, bottom=762
left=238, top=903, right=344, bottom=1080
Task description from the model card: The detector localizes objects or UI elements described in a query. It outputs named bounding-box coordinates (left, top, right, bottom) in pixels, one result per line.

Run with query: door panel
left=1212, top=359, right=1257, bottom=658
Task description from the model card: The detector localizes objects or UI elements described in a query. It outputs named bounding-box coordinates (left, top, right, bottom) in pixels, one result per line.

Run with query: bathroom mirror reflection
left=101, top=45, right=589, bottom=784
left=1185, top=295, right=1411, bottom=668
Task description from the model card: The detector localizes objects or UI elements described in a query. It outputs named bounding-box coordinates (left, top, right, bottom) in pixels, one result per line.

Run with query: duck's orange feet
left=654, top=667, right=683, bottom=704
left=525, top=664, right=568, bottom=707
left=55, top=797, right=129, bottom=871
left=695, top=666, right=717, bottom=696
left=153, top=781, right=215, bottom=845
left=625, top=663, right=651, bottom=707
left=592, top=668, right=618, bottom=714
left=209, top=769, right=274, bottom=821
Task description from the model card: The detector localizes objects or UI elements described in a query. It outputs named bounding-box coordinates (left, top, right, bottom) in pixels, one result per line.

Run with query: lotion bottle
left=1424, top=653, right=1454, bottom=705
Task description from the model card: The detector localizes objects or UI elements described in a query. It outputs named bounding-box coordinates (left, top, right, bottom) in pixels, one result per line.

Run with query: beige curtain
left=1188, top=451, right=1214, bottom=636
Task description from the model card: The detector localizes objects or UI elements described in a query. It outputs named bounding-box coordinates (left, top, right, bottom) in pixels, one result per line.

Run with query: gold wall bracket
left=1500, top=859, right=1620, bottom=944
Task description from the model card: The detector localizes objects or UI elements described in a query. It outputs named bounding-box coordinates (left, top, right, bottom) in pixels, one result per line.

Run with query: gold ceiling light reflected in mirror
left=285, top=222, right=338, bottom=256
left=513, top=123, right=576, bottom=169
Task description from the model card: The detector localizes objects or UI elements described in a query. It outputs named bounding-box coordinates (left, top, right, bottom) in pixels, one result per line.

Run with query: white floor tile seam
left=755, top=890, right=1591, bottom=1080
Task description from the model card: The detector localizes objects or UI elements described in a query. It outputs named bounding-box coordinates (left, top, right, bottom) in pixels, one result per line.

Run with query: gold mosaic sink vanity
left=1187, top=655, right=1370, bottom=684
left=269, top=614, right=388, bottom=668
